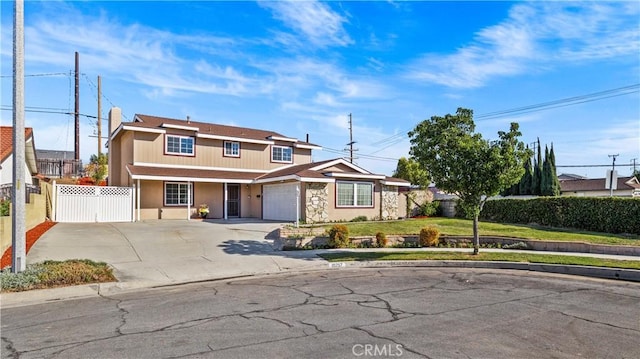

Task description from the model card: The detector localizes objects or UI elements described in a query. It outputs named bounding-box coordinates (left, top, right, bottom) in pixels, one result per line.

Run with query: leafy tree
left=408, top=108, right=530, bottom=254
left=85, top=153, right=108, bottom=184
left=392, top=157, right=430, bottom=188
left=633, top=169, right=640, bottom=181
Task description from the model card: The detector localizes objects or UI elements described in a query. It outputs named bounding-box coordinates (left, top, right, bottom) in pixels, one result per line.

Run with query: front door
left=227, top=184, right=240, bottom=217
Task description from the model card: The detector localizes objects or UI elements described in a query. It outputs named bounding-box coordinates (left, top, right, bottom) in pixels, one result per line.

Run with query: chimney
left=108, top=107, right=122, bottom=136
left=306, top=133, right=309, bottom=143
left=108, top=107, right=122, bottom=181
left=187, top=115, right=191, bottom=124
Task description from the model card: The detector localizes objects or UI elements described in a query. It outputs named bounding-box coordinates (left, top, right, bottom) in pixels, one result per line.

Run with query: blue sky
left=1, top=1, right=638, bottom=179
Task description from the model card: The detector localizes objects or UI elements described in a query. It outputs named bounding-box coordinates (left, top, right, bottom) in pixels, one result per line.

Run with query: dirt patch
left=1, top=221, right=57, bottom=269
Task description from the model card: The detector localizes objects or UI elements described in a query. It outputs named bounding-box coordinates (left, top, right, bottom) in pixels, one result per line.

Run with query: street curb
left=331, top=260, right=640, bottom=282
left=2, top=260, right=639, bottom=309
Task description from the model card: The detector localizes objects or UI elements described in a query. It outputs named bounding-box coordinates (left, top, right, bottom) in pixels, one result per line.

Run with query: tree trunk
left=473, top=214, right=479, bottom=255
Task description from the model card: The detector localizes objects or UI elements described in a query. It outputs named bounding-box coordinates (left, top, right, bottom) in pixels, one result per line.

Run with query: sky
left=1, top=0, right=639, bottom=179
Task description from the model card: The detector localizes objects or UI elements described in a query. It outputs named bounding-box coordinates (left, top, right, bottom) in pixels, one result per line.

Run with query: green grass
left=316, top=218, right=640, bottom=246
left=318, top=251, right=640, bottom=270
left=0, top=259, right=116, bottom=292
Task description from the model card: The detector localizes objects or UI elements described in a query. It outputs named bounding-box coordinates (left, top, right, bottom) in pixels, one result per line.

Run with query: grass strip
left=316, top=218, right=640, bottom=246
left=0, top=259, right=116, bottom=292
left=318, top=251, right=640, bottom=270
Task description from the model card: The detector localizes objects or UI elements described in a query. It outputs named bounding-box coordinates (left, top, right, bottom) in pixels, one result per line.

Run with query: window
left=224, top=141, right=240, bottom=157
left=166, top=135, right=194, bottom=156
left=164, top=182, right=193, bottom=206
left=272, top=145, right=293, bottom=163
left=336, top=181, right=373, bottom=207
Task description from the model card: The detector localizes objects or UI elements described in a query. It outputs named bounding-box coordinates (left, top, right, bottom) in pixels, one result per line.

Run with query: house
left=0, top=126, right=38, bottom=191
left=107, top=108, right=410, bottom=222
left=36, top=149, right=83, bottom=178
left=558, top=173, right=588, bottom=181
left=560, top=176, right=640, bottom=197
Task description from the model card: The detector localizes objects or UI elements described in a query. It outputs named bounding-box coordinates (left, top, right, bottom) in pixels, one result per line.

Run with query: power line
left=0, top=105, right=98, bottom=119
left=367, top=83, right=640, bottom=149
left=0, top=72, right=70, bottom=78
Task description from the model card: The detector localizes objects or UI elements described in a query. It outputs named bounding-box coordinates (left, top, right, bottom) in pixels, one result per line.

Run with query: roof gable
left=0, top=126, right=37, bottom=174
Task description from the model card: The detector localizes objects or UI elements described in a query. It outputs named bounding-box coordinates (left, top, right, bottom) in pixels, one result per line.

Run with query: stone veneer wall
left=305, top=183, right=329, bottom=223
left=380, top=185, right=398, bottom=220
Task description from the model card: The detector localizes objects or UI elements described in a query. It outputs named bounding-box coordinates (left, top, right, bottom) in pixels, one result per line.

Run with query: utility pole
left=97, top=75, right=102, bottom=155
left=74, top=51, right=80, bottom=162
left=608, top=154, right=619, bottom=197
left=12, top=0, right=26, bottom=273
left=632, top=158, right=638, bottom=176
left=346, top=113, right=358, bottom=163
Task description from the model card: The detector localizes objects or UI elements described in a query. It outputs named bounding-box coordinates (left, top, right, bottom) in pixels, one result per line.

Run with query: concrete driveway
left=27, top=220, right=327, bottom=287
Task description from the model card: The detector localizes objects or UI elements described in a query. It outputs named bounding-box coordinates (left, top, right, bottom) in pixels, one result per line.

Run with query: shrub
left=328, top=224, right=350, bottom=248
left=419, top=226, right=440, bottom=247
left=420, top=201, right=440, bottom=217
left=503, top=241, right=531, bottom=250
left=0, top=260, right=115, bottom=292
left=375, top=232, right=388, bottom=248
left=0, top=199, right=9, bottom=216
left=480, top=197, right=640, bottom=234
left=350, top=215, right=368, bottom=222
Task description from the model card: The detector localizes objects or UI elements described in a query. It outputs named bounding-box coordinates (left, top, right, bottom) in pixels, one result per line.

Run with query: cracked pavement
left=2, top=267, right=640, bottom=358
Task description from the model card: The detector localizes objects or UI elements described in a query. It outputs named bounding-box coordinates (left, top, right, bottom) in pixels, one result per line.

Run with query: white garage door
left=263, top=183, right=298, bottom=221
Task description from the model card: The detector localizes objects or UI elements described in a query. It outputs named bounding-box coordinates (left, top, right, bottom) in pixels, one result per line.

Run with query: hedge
left=480, top=197, right=640, bottom=235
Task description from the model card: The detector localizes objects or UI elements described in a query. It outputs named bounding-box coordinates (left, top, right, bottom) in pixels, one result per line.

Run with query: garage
left=262, top=182, right=299, bottom=221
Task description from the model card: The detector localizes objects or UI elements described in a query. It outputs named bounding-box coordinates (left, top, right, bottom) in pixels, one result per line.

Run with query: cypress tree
left=519, top=155, right=532, bottom=195
left=531, top=138, right=543, bottom=195
left=541, top=145, right=552, bottom=196
left=549, top=144, right=560, bottom=196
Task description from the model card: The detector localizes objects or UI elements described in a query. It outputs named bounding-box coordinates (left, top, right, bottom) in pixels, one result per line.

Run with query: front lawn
left=318, top=251, right=640, bottom=270
left=319, top=218, right=640, bottom=246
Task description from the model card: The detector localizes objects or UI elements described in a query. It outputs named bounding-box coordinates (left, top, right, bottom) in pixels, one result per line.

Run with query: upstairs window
left=336, top=181, right=373, bottom=207
left=272, top=145, right=293, bottom=163
left=224, top=141, right=240, bottom=157
left=166, top=135, right=194, bottom=156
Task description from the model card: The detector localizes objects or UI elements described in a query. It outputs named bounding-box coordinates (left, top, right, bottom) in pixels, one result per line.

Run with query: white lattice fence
left=54, top=184, right=134, bottom=223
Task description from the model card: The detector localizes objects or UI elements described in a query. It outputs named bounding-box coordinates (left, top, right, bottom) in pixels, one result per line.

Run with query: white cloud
left=406, top=2, right=640, bottom=88
left=260, top=0, right=353, bottom=48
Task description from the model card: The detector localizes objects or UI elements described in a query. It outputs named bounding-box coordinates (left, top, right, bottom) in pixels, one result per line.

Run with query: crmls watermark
left=352, top=344, right=404, bottom=357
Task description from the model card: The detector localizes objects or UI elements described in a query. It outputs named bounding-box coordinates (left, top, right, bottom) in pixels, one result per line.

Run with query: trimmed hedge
left=480, top=197, right=640, bottom=235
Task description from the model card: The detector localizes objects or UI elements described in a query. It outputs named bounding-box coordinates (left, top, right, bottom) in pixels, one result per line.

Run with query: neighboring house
left=36, top=149, right=83, bottom=178
left=560, top=176, right=640, bottom=197
left=558, top=173, right=588, bottom=181
left=107, top=108, right=410, bottom=222
left=0, top=126, right=38, bottom=190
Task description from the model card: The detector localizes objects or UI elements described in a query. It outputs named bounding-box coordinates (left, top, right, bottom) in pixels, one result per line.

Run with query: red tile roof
left=1, top=126, right=33, bottom=162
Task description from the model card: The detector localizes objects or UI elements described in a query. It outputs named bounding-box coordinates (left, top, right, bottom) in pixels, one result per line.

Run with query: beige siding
left=131, top=131, right=313, bottom=170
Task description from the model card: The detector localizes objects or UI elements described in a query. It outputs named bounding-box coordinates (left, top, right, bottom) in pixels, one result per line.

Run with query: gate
left=54, top=184, right=134, bottom=223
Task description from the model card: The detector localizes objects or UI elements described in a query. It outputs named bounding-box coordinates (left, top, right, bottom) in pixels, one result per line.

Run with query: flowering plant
left=198, top=204, right=210, bottom=217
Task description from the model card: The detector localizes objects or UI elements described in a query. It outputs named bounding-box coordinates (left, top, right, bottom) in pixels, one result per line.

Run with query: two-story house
left=108, top=107, right=410, bottom=222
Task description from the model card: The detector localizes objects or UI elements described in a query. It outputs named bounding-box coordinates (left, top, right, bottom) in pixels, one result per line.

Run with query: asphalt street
left=2, top=267, right=640, bottom=359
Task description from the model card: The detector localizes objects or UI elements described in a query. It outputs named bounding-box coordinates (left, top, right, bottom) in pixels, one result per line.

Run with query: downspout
left=136, top=178, right=140, bottom=222
left=296, top=183, right=300, bottom=228
left=187, top=181, right=191, bottom=221
left=223, top=182, right=228, bottom=220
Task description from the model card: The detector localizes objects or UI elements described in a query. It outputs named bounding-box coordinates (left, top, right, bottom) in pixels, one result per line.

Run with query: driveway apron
left=26, top=220, right=326, bottom=285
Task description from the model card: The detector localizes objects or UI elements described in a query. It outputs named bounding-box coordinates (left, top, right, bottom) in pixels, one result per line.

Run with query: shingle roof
left=560, top=176, right=640, bottom=192
left=1, top=126, right=33, bottom=162
left=36, top=149, right=75, bottom=160
left=128, top=114, right=320, bottom=147
left=126, top=165, right=261, bottom=182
